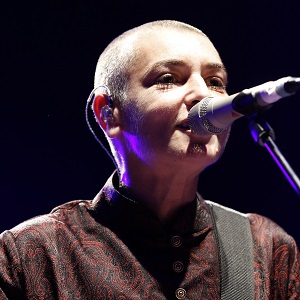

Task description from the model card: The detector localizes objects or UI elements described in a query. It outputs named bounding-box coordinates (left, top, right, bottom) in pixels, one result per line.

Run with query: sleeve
left=281, top=236, right=300, bottom=299
left=266, top=221, right=300, bottom=299
left=249, top=213, right=300, bottom=299
left=0, top=230, right=25, bottom=299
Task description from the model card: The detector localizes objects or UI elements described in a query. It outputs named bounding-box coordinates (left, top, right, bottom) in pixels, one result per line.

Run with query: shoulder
left=248, top=213, right=297, bottom=248
left=248, top=213, right=300, bottom=271
left=0, top=200, right=93, bottom=247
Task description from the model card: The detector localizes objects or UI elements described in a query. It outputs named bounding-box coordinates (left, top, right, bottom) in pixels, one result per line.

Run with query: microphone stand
left=248, top=114, right=300, bottom=197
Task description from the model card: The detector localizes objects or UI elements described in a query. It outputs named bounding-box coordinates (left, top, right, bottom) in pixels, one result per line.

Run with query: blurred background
left=1, top=1, right=300, bottom=244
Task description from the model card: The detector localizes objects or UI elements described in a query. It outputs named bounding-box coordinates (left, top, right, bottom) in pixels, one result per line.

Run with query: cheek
left=121, top=101, right=144, bottom=134
left=122, top=103, right=177, bottom=156
left=125, top=101, right=176, bottom=136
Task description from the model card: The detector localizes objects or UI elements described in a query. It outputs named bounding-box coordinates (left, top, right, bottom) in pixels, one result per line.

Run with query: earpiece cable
left=85, top=85, right=119, bottom=170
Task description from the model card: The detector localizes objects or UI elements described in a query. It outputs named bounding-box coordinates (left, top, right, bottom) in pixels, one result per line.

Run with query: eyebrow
left=147, top=60, right=227, bottom=71
left=205, top=62, right=228, bottom=81
left=150, top=59, right=185, bottom=68
left=142, top=59, right=185, bottom=78
left=142, top=59, right=228, bottom=82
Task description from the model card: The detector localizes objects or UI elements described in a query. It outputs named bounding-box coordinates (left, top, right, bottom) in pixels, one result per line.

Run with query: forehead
left=132, top=28, right=222, bottom=70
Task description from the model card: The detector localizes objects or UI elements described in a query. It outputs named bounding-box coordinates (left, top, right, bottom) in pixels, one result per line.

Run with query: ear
left=92, top=94, right=121, bottom=138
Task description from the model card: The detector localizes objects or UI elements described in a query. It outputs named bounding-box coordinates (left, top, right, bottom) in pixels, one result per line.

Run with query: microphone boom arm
left=248, top=114, right=300, bottom=197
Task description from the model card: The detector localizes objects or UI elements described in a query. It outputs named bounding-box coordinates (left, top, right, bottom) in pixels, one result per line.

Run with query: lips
left=177, top=119, right=190, bottom=130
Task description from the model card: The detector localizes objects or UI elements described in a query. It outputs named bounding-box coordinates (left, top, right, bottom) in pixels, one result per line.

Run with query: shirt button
left=175, top=287, right=187, bottom=299
left=171, top=235, right=182, bottom=247
left=173, top=261, right=184, bottom=273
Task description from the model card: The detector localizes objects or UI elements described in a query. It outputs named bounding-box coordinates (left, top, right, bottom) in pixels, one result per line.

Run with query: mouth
left=176, top=119, right=214, bottom=144
left=176, top=119, right=191, bottom=131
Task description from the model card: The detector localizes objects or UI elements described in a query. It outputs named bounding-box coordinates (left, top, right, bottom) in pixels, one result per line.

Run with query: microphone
left=187, top=76, right=300, bottom=135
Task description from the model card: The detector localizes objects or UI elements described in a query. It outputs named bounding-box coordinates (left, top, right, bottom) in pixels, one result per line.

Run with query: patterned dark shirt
left=0, top=173, right=299, bottom=299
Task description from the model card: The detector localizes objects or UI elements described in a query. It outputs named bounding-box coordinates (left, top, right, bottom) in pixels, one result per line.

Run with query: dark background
left=1, top=1, right=300, bottom=244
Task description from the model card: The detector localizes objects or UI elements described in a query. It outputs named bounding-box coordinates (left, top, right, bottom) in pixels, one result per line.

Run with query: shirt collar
left=92, top=171, right=212, bottom=236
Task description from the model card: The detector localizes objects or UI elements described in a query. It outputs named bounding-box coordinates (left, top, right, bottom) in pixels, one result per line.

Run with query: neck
left=119, top=165, right=200, bottom=224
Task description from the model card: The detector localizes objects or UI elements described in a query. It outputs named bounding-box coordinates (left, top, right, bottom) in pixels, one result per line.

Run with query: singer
left=0, top=20, right=299, bottom=299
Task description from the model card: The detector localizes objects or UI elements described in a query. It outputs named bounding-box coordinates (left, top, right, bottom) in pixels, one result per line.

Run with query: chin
left=189, top=137, right=225, bottom=163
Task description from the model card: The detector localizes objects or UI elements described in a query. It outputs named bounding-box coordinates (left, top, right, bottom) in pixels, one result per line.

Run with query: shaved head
left=94, top=20, right=207, bottom=107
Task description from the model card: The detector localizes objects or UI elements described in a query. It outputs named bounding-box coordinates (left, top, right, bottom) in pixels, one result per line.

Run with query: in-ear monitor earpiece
left=100, top=105, right=113, bottom=123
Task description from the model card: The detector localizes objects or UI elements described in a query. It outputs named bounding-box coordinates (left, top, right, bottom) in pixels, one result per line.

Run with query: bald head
left=94, top=20, right=208, bottom=106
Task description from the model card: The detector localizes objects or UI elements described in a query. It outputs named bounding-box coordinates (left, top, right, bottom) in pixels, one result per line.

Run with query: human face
left=119, top=28, right=230, bottom=172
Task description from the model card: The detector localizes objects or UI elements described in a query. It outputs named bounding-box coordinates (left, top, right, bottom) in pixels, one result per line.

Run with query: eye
left=154, top=74, right=178, bottom=90
left=206, top=77, right=227, bottom=93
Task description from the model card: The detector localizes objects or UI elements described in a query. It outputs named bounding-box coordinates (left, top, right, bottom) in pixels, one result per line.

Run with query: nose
left=183, top=75, right=211, bottom=108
